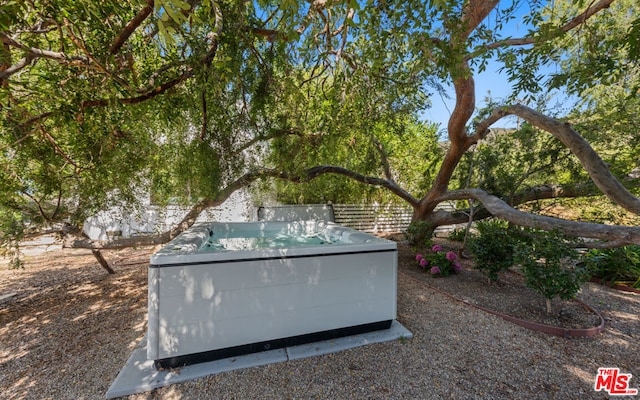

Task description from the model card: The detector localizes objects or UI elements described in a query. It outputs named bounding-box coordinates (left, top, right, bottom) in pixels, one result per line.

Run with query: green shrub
left=467, top=219, right=521, bottom=282
left=406, top=220, right=433, bottom=249
left=515, top=231, right=589, bottom=314
left=0, top=209, right=25, bottom=270
left=583, top=245, right=640, bottom=288
left=447, top=227, right=467, bottom=242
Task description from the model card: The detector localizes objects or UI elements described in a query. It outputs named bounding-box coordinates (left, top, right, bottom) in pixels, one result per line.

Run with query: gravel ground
left=0, top=244, right=638, bottom=399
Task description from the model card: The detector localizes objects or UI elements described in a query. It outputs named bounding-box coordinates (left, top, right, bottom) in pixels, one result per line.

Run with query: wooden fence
left=257, top=203, right=463, bottom=235
left=332, top=204, right=412, bottom=233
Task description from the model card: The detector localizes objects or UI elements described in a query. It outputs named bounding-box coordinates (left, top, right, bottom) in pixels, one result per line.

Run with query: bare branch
left=480, top=0, right=615, bottom=53
left=470, top=106, right=512, bottom=140
left=0, top=32, right=88, bottom=63
left=0, top=54, right=34, bottom=80
left=91, top=249, right=115, bottom=274
left=109, top=0, right=154, bottom=55
left=425, top=182, right=606, bottom=230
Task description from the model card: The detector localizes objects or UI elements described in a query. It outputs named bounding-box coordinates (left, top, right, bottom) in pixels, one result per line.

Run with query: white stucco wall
left=82, top=189, right=252, bottom=240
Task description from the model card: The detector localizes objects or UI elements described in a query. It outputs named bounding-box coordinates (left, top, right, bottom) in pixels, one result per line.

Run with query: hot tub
left=147, top=220, right=398, bottom=368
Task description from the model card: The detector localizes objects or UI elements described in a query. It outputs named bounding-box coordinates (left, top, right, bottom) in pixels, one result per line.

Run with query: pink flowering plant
left=415, top=245, right=461, bottom=277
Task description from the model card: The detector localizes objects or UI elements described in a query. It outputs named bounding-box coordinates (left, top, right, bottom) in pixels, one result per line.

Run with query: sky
left=422, top=64, right=523, bottom=133
left=421, top=59, right=573, bottom=134
left=420, top=3, right=574, bottom=135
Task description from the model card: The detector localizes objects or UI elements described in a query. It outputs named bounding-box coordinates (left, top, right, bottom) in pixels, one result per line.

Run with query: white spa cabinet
left=147, top=221, right=398, bottom=367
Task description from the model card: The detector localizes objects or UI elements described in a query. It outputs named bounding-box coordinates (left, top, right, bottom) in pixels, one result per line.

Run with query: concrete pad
left=106, top=321, right=412, bottom=399
left=106, top=338, right=288, bottom=399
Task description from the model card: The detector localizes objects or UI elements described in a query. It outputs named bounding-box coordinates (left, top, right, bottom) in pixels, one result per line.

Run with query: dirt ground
left=1, top=241, right=638, bottom=399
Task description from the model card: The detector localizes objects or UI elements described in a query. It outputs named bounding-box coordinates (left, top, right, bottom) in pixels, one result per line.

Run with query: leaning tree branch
left=63, top=168, right=287, bottom=250
left=425, top=182, right=600, bottom=229
left=297, top=165, right=419, bottom=206
left=438, top=188, right=640, bottom=245
left=63, top=163, right=420, bottom=252
left=471, top=104, right=640, bottom=215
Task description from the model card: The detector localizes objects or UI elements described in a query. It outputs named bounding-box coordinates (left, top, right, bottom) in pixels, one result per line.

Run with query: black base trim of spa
left=153, top=320, right=393, bottom=369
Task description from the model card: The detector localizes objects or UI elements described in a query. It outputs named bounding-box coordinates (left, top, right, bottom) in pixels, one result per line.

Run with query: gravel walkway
left=0, top=246, right=638, bottom=399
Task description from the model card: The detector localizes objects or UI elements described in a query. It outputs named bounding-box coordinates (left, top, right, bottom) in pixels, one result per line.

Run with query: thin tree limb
left=39, top=126, right=84, bottom=170
left=109, top=0, right=154, bottom=55
left=0, top=32, right=85, bottom=61
left=228, top=128, right=304, bottom=157
left=63, top=18, right=132, bottom=90
left=369, top=134, right=393, bottom=180
left=298, top=165, right=418, bottom=205
left=476, top=0, right=615, bottom=54
left=21, top=190, right=51, bottom=222
left=0, top=54, right=34, bottom=80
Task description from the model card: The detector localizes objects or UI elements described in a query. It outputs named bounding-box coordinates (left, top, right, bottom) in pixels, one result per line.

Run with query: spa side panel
left=148, top=250, right=397, bottom=360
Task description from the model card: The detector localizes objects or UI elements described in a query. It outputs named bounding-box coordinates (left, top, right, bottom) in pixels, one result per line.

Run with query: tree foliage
left=2, top=0, right=640, bottom=264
